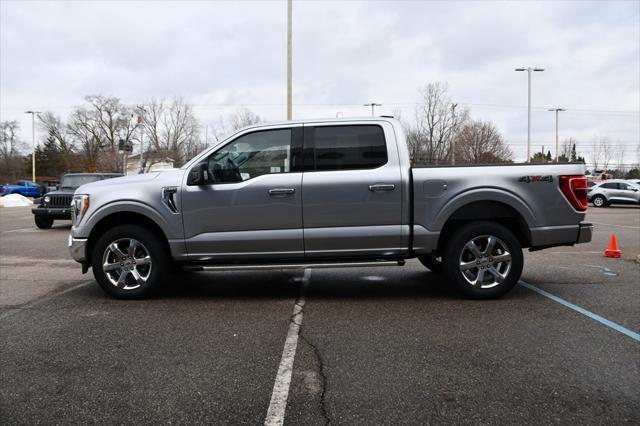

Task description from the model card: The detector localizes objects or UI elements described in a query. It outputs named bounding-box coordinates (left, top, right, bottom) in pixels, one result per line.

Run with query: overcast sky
left=1, top=0, right=639, bottom=163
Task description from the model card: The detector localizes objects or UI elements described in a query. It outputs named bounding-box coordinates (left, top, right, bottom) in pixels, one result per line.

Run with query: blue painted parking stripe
left=519, top=281, right=640, bottom=342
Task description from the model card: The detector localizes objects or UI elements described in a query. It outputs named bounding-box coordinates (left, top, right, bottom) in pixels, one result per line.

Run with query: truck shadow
left=151, top=269, right=525, bottom=301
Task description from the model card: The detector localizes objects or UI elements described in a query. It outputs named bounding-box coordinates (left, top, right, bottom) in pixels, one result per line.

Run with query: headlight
left=43, top=196, right=50, bottom=204
left=72, top=194, right=90, bottom=226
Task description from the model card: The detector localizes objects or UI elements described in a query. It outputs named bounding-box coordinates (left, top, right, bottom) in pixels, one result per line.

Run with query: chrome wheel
left=593, top=196, right=605, bottom=207
left=459, top=235, right=512, bottom=289
left=101, top=238, right=152, bottom=290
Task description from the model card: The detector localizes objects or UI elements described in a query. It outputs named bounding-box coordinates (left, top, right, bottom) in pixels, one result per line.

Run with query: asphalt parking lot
left=1, top=205, right=638, bottom=424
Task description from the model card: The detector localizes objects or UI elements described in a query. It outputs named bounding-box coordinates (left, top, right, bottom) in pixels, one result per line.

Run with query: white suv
left=588, top=180, right=640, bottom=207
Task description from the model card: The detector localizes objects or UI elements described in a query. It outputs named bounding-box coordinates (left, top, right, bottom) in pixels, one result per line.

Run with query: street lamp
left=515, top=67, right=544, bottom=162
left=451, top=103, right=458, bottom=165
left=364, top=102, right=382, bottom=117
left=287, top=0, right=292, bottom=120
left=136, top=106, right=146, bottom=173
left=548, top=108, right=566, bottom=162
left=25, top=110, right=41, bottom=182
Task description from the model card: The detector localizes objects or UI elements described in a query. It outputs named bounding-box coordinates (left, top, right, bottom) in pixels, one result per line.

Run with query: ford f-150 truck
left=68, top=118, right=592, bottom=299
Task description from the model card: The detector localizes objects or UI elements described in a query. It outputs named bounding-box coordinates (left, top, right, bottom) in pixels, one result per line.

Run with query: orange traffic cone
left=604, top=234, right=621, bottom=258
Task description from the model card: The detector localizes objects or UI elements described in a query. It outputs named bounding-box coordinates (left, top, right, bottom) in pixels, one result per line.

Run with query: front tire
left=443, top=221, right=523, bottom=299
left=34, top=216, right=54, bottom=229
left=91, top=224, right=169, bottom=299
left=592, top=195, right=607, bottom=207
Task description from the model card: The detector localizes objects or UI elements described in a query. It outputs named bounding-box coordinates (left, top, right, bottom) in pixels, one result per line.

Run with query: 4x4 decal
left=518, top=175, right=553, bottom=183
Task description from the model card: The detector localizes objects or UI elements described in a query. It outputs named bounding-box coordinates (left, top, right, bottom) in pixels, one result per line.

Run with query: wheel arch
left=437, top=200, right=532, bottom=253
left=86, top=211, right=171, bottom=265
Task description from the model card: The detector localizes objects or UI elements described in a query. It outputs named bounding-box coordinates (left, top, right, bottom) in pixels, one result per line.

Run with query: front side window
left=207, top=129, right=291, bottom=183
left=312, top=125, right=387, bottom=171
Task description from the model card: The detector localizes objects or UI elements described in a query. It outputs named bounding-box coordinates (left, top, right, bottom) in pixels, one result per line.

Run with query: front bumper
left=32, top=206, right=72, bottom=220
left=576, top=222, right=593, bottom=244
left=68, top=234, right=88, bottom=262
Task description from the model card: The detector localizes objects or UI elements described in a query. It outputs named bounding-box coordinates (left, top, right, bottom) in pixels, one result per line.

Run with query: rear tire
left=592, top=195, right=607, bottom=207
left=418, top=254, right=443, bottom=273
left=443, top=221, right=523, bottom=299
left=91, top=224, right=169, bottom=299
left=34, top=216, right=54, bottom=229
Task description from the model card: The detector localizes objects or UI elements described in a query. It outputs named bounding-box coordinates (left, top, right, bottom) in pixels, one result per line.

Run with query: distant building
left=125, top=153, right=175, bottom=176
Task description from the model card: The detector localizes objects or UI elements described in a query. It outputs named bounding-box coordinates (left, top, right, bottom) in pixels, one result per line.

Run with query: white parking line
left=519, top=281, right=640, bottom=342
left=265, top=269, right=311, bottom=426
left=0, top=280, right=92, bottom=320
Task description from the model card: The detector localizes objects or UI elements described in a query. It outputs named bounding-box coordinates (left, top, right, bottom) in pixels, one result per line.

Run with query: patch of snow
left=0, top=193, right=33, bottom=207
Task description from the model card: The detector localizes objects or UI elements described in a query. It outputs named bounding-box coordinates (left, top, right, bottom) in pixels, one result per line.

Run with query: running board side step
left=183, top=260, right=405, bottom=272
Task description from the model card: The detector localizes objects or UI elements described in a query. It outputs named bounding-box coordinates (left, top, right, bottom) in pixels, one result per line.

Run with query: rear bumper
left=32, top=207, right=72, bottom=220
left=529, top=222, right=593, bottom=250
left=68, top=235, right=88, bottom=262
left=576, top=222, right=593, bottom=244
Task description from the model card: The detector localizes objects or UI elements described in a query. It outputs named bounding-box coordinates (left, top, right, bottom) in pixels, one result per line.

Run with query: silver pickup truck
left=68, top=117, right=592, bottom=299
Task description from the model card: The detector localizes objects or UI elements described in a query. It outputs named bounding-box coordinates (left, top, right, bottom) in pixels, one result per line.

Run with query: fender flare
left=431, top=187, right=537, bottom=231
left=85, top=200, right=176, bottom=240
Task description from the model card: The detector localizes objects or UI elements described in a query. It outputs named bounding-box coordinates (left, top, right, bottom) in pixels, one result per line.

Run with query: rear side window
left=601, top=183, right=617, bottom=189
left=311, top=125, right=387, bottom=171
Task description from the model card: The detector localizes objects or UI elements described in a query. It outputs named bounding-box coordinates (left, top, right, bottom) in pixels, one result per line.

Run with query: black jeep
left=32, top=173, right=123, bottom=229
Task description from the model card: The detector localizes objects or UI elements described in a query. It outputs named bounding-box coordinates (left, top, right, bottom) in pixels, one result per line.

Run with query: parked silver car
left=588, top=179, right=640, bottom=207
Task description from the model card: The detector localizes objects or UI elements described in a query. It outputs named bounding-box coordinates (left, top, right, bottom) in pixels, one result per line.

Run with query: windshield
left=60, top=175, right=103, bottom=189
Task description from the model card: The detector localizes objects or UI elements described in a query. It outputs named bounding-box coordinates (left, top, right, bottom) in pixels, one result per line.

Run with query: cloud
left=1, top=0, right=638, bottom=162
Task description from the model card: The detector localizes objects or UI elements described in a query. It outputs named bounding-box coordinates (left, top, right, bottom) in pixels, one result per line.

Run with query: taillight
left=559, top=175, right=588, bottom=211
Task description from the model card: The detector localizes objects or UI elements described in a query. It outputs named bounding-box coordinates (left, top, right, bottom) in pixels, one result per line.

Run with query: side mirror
left=187, top=162, right=209, bottom=185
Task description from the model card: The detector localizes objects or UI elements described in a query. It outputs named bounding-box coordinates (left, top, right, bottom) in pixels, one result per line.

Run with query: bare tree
left=559, top=137, right=576, bottom=162
left=85, top=95, right=138, bottom=172
left=141, top=98, right=202, bottom=168
left=410, top=82, right=468, bottom=164
left=454, top=120, right=513, bottom=164
left=65, top=95, right=138, bottom=172
left=591, top=136, right=614, bottom=171
left=211, top=108, right=263, bottom=143
left=67, top=106, right=103, bottom=172
left=0, top=121, right=26, bottom=180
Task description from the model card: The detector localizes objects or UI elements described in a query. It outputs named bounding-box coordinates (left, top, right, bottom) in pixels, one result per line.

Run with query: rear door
left=617, top=182, right=640, bottom=203
left=301, top=122, right=403, bottom=258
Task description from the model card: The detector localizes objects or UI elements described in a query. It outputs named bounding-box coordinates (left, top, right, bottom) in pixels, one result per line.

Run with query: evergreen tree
left=570, top=144, right=577, bottom=162
left=546, top=150, right=552, bottom=162
left=36, top=130, right=64, bottom=176
left=530, top=152, right=547, bottom=163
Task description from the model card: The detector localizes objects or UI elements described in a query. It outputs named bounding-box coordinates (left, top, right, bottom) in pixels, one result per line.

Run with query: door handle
left=368, top=184, right=396, bottom=192
left=268, top=188, right=295, bottom=195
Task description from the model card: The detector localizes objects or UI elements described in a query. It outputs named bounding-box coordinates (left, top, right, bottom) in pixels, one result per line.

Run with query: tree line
left=0, top=95, right=262, bottom=180
left=1, top=83, right=637, bottom=181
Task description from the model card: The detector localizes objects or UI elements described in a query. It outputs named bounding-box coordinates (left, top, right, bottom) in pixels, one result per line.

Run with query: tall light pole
left=25, top=110, right=41, bottom=182
left=287, top=0, right=292, bottom=120
left=515, top=67, right=544, bottom=162
left=364, top=102, right=382, bottom=117
left=136, top=106, right=146, bottom=173
left=548, top=108, right=565, bottom=162
left=451, top=103, right=458, bottom=165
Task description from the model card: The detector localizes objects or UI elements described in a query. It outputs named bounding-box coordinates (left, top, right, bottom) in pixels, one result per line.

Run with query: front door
left=181, top=126, right=304, bottom=261
left=301, top=123, right=403, bottom=258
